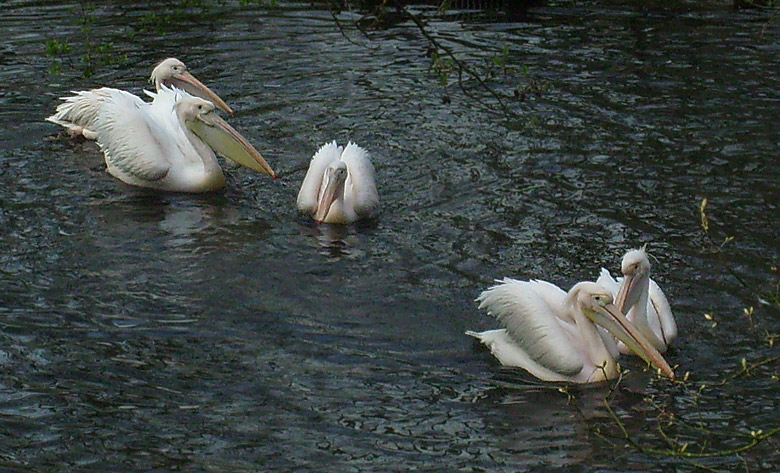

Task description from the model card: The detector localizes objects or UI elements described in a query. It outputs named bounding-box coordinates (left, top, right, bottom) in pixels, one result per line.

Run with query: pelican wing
left=595, top=268, right=620, bottom=294
left=297, top=141, right=343, bottom=214
left=93, top=90, right=171, bottom=182
left=648, top=279, right=677, bottom=347
left=527, top=279, right=569, bottom=321
left=477, top=278, right=583, bottom=377
left=341, top=142, right=379, bottom=218
left=47, top=87, right=145, bottom=139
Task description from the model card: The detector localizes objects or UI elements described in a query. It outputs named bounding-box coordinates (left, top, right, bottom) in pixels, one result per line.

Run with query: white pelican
left=467, top=279, right=675, bottom=383
left=47, top=57, right=231, bottom=140
left=48, top=86, right=275, bottom=192
left=597, top=248, right=677, bottom=354
left=297, top=141, right=379, bottom=224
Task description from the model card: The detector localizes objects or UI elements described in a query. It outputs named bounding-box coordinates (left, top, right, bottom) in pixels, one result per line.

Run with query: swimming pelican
left=47, top=57, right=231, bottom=140
left=597, top=248, right=677, bottom=354
left=297, top=141, right=379, bottom=224
left=48, top=86, right=275, bottom=192
left=467, top=279, right=674, bottom=383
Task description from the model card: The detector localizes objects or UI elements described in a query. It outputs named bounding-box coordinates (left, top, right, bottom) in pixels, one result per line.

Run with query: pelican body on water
left=597, top=248, right=677, bottom=354
left=467, top=279, right=674, bottom=383
left=297, top=141, right=379, bottom=224
left=48, top=86, right=275, bottom=193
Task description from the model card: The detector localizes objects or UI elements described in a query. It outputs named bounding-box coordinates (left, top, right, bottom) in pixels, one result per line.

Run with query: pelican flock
left=47, top=57, right=680, bottom=385
left=297, top=141, right=379, bottom=224
left=467, top=279, right=674, bottom=383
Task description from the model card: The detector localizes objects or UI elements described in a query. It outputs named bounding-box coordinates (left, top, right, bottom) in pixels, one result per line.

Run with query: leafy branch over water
left=44, top=0, right=544, bottom=113
left=699, top=198, right=780, bottom=311
left=327, top=0, right=548, bottom=121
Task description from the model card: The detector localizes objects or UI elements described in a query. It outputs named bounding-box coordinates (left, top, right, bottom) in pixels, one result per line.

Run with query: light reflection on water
left=0, top=0, right=778, bottom=471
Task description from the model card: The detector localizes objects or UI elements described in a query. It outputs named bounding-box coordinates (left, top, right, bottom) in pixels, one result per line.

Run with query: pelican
left=297, top=141, right=379, bottom=224
left=48, top=86, right=275, bottom=192
left=47, top=57, right=231, bottom=140
left=597, top=248, right=677, bottom=354
left=467, top=279, right=674, bottom=383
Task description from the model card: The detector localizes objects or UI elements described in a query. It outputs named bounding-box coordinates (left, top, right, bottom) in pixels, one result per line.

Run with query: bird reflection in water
left=304, top=223, right=367, bottom=260
left=157, top=203, right=212, bottom=247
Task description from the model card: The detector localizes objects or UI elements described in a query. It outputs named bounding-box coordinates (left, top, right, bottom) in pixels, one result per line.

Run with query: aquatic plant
left=43, top=0, right=234, bottom=77
left=43, top=3, right=128, bottom=78
left=43, top=39, right=71, bottom=75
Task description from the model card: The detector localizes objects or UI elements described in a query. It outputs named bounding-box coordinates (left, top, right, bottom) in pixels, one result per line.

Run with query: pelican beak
left=314, top=174, right=341, bottom=222
left=587, top=303, right=675, bottom=379
left=169, top=71, right=234, bottom=115
left=188, top=112, right=276, bottom=178
left=614, top=273, right=638, bottom=314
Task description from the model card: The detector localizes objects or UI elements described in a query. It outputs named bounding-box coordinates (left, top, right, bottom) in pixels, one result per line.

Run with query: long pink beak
left=168, top=71, right=234, bottom=115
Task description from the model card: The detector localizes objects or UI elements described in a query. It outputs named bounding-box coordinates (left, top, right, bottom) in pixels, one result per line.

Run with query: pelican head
left=614, top=248, right=651, bottom=314
left=179, top=96, right=276, bottom=178
left=568, top=282, right=674, bottom=379
left=314, top=161, right=348, bottom=222
left=151, top=58, right=234, bottom=115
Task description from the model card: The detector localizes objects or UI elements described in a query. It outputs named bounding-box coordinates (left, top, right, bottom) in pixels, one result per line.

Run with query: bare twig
left=395, top=1, right=520, bottom=118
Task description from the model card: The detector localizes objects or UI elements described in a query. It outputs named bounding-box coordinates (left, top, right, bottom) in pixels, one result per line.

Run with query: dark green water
left=1, top=1, right=778, bottom=471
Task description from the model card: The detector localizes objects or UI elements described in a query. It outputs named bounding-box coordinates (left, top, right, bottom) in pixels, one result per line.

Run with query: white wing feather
left=341, top=142, right=379, bottom=218
left=595, top=268, right=620, bottom=294
left=465, top=329, right=579, bottom=382
left=297, top=141, right=342, bottom=214
left=476, top=278, right=583, bottom=377
left=47, top=87, right=145, bottom=139
left=525, top=279, right=569, bottom=322
left=93, top=89, right=171, bottom=182
left=649, top=280, right=677, bottom=347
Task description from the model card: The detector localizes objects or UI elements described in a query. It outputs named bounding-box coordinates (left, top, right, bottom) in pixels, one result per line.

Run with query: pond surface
left=1, top=0, right=778, bottom=471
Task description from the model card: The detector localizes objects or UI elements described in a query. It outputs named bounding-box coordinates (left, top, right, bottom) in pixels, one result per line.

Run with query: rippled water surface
left=1, top=1, right=779, bottom=471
